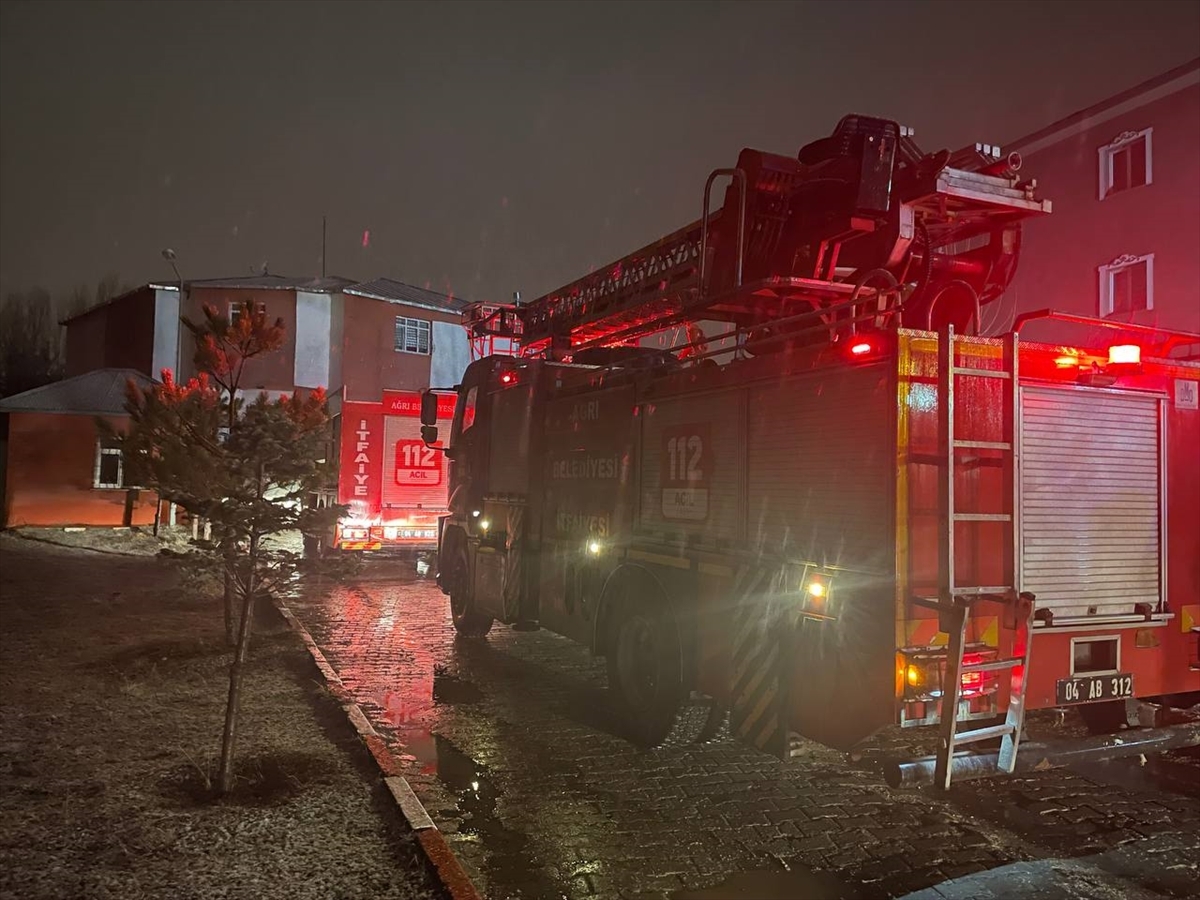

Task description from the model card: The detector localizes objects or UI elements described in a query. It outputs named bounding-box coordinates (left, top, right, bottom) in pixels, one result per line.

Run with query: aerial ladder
left=468, top=115, right=1047, bottom=368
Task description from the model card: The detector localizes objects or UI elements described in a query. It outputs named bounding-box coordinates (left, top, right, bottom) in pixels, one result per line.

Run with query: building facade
left=1003, top=58, right=1200, bottom=349
left=0, top=370, right=158, bottom=528
left=39, top=273, right=475, bottom=531
left=63, top=274, right=473, bottom=402
left=64, top=284, right=181, bottom=379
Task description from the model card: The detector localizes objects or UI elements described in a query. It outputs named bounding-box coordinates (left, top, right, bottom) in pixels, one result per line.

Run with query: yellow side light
left=905, top=664, right=923, bottom=688
left=479, top=519, right=490, bottom=532
left=587, top=540, right=602, bottom=556
left=807, top=581, right=827, bottom=599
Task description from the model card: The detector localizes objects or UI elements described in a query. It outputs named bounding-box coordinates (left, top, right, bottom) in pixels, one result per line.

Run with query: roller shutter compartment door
left=1020, top=386, right=1161, bottom=619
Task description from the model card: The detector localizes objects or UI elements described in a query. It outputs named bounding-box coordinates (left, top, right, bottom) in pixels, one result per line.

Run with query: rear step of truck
left=926, top=326, right=1035, bottom=790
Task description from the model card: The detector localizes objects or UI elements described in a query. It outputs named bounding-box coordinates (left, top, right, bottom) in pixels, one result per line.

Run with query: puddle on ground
left=1073, top=753, right=1200, bottom=798
left=431, top=734, right=564, bottom=897
left=673, top=866, right=860, bottom=900
left=432, top=665, right=484, bottom=705
left=380, top=709, right=566, bottom=898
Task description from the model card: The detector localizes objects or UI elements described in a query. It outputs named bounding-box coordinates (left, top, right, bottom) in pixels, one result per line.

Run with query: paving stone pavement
left=289, top=575, right=1200, bottom=900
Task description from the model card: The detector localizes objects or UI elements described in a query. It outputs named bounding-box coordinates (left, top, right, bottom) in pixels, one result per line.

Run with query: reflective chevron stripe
left=504, top=504, right=525, bottom=620
left=729, top=563, right=790, bottom=758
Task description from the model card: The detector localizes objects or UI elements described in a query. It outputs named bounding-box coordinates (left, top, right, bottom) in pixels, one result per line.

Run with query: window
left=1098, top=128, right=1152, bottom=199
left=461, top=386, right=478, bottom=433
left=1098, top=253, right=1154, bottom=317
left=394, top=316, right=431, bottom=354
left=450, top=385, right=479, bottom=448
left=94, top=438, right=124, bottom=489
left=229, top=300, right=267, bottom=325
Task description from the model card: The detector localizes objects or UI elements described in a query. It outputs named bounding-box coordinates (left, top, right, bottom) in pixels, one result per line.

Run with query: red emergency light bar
left=1108, top=344, right=1141, bottom=366
left=843, top=335, right=890, bottom=362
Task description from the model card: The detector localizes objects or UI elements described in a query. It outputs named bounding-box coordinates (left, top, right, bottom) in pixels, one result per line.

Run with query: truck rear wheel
left=607, top=606, right=705, bottom=746
left=445, top=542, right=493, bottom=638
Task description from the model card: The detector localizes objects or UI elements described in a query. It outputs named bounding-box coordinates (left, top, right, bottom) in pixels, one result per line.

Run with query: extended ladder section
left=464, top=115, right=1051, bottom=362
left=932, top=325, right=1036, bottom=790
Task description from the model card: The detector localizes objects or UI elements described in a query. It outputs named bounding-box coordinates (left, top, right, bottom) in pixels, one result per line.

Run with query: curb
left=274, top=598, right=484, bottom=900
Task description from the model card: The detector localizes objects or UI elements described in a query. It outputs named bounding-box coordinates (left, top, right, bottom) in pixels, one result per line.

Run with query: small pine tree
left=115, top=300, right=341, bottom=795
left=183, top=300, right=287, bottom=640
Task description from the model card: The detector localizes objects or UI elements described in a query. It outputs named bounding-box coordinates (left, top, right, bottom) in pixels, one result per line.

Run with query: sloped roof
left=1009, top=56, right=1199, bottom=153
left=0, top=369, right=153, bottom=415
left=343, top=277, right=470, bottom=314
left=188, top=274, right=356, bottom=292
left=60, top=283, right=176, bottom=326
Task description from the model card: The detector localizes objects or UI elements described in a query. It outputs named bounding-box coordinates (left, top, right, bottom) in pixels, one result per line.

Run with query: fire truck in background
left=326, top=389, right=458, bottom=559
left=423, top=114, right=1200, bottom=787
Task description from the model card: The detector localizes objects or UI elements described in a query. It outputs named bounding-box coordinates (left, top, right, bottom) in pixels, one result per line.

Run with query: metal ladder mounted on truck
left=921, top=324, right=1037, bottom=790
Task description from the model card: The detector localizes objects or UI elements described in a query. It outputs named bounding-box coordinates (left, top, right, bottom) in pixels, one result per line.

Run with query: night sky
left=2, top=0, right=1197, bottom=305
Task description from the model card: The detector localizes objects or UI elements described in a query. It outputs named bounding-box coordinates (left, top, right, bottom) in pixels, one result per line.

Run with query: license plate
left=1055, top=672, right=1134, bottom=705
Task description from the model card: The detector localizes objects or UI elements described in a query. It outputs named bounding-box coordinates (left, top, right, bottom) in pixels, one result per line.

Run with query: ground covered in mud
left=0, top=535, right=444, bottom=900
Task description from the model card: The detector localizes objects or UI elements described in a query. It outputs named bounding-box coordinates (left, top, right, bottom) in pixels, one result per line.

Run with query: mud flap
left=729, top=564, right=791, bottom=758
left=473, top=549, right=506, bottom=619
left=503, top=504, right=524, bottom=622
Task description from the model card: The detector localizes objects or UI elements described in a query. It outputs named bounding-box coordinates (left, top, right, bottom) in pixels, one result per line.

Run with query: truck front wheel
left=445, top=541, right=493, bottom=638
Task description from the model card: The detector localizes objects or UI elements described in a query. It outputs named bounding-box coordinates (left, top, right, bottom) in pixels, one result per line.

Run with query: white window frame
left=1097, top=127, right=1153, bottom=200
left=1098, top=253, right=1154, bottom=318
left=394, top=316, right=431, bottom=355
left=228, top=300, right=267, bottom=324
left=93, top=438, right=124, bottom=489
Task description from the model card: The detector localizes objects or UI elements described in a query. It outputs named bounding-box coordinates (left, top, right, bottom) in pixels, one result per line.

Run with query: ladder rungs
left=963, top=657, right=1023, bottom=673
left=951, top=723, right=1016, bottom=745
left=953, top=513, right=1012, bottom=522
left=953, top=440, right=1012, bottom=450
left=952, top=366, right=1011, bottom=379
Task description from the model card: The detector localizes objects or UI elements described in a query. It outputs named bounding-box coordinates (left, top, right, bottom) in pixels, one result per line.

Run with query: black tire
left=444, top=540, right=493, bottom=638
left=1079, top=699, right=1134, bottom=734
left=607, top=606, right=704, bottom=746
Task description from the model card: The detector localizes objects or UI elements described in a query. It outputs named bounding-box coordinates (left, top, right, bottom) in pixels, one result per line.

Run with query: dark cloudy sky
left=2, top=0, right=1198, bottom=304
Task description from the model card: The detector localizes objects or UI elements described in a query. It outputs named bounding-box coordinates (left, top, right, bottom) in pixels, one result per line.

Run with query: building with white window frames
left=1099, top=128, right=1152, bottom=199
left=93, top=437, right=124, bottom=489
left=1001, top=58, right=1199, bottom=346
left=395, top=316, right=432, bottom=355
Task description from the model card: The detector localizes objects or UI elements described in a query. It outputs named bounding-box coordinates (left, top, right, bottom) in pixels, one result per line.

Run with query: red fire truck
left=330, top=389, right=458, bottom=558
left=423, top=115, right=1200, bottom=786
